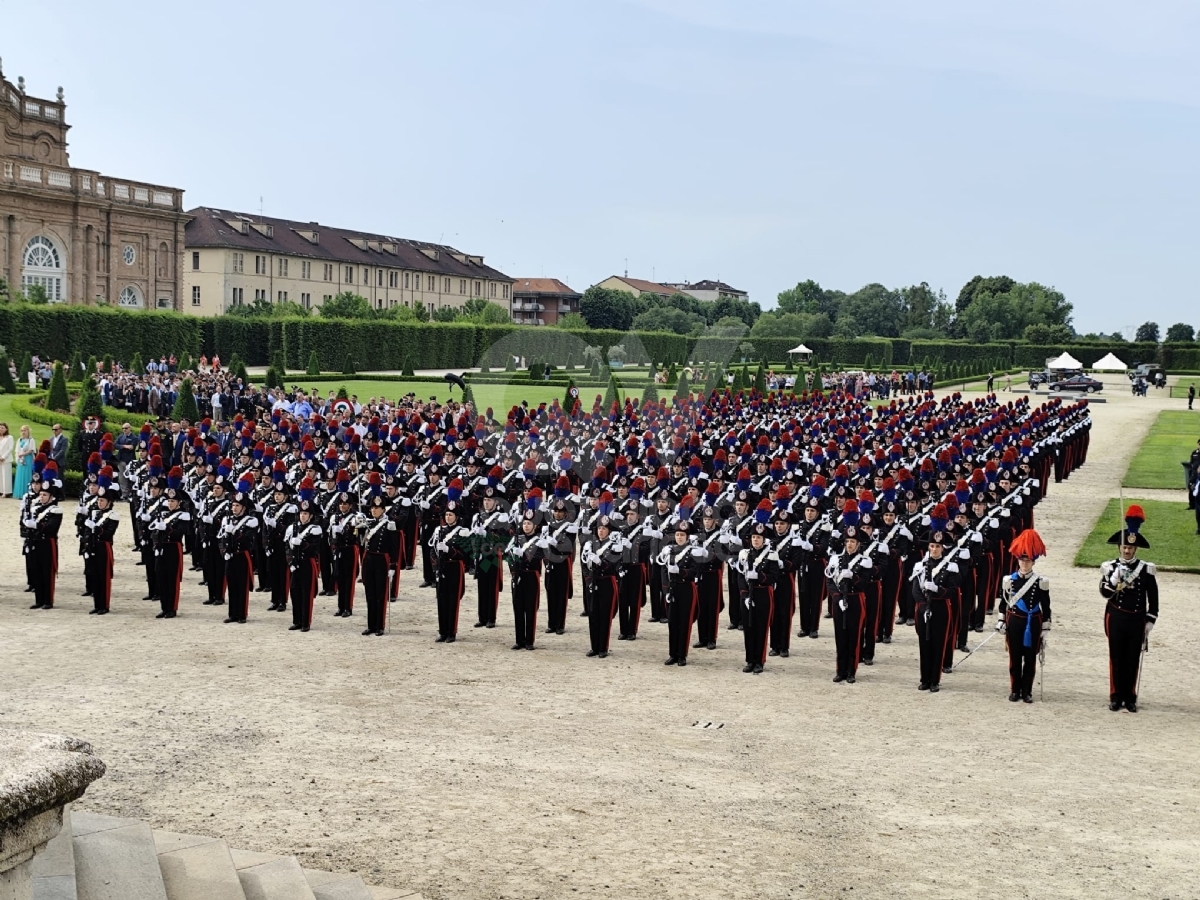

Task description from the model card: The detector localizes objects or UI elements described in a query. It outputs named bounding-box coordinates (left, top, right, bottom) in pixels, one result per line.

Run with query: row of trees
left=1134, top=322, right=1199, bottom=343
left=759, top=275, right=1077, bottom=344
left=576, top=286, right=762, bottom=335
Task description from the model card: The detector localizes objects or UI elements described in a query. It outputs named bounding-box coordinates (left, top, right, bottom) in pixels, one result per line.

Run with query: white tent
left=1090, top=352, right=1127, bottom=371
left=787, top=344, right=813, bottom=358
left=1046, top=352, right=1082, bottom=370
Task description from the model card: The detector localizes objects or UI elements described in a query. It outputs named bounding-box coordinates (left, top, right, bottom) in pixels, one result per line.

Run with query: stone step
left=71, top=812, right=168, bottom=900
left=303, top=868, right=374, bottom=900
left=231, top=851, right=316, bottom=900
left=153, top=831, right=246, bottom=900
left=31, top=805, right=77, bottom=900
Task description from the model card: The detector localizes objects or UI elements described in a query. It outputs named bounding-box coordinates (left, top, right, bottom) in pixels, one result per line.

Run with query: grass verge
left=1122, top=410, right=1200, bottom=490
left=1074, top=497, right=1199, bottom=573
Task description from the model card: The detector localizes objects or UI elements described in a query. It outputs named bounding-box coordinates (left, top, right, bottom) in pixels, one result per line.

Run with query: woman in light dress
left=13, top=425, right=34, bottom=498
left=0, top=422, right=14, bottom=497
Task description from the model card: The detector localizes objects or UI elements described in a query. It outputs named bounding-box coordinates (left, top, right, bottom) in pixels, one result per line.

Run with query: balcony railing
left=0, top=159, right=182, bottom=210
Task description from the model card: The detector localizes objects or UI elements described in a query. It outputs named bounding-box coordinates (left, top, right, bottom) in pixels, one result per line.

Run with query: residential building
left=509, top=278, right=580, bottom=326
left=594, top=275, right=681, bottom=300
left=184, top=208, right=513, bottom=317
left=664, top=279, right=749, bottom=304
left=0, top=60, right=188, bottom=309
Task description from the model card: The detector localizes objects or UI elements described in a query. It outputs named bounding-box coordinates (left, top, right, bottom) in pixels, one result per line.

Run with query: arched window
left=118, top=285, right=144, bottom=309
left=22, top=235, right=65, bottom=302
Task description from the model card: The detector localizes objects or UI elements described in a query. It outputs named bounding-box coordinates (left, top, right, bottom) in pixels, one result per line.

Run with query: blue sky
left=14, top=0, right=1200, bottom=333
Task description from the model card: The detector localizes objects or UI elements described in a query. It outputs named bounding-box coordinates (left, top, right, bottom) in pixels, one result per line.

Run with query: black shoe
left=202, top=599, right=214, bottom=606
left=24, top=586, right=34, bottom=592
left=525, top=644, right=534, bottom=650
left=678, top=658, right=687, bottom=667
left=1022, top=694, right=1033, bottom=704
left=555, top=629, right=565, bottom=636
left=707, top=642, right=716, bottom=650
left=389, top=597, right=398, bottom=603
left=753, top=664, right=763, bottom=674
left=918, top=682, right=929, bottom=691
left=435, top=635, right=446, bottom=643
left=1009, top=692, right=1020, bottom=702
left=809, top=632, right=819, bottom=639
left=155, top=612, right=167, bottom=619
left=89, top=609, right=99, bottom=615
left=277, top=606, right=287, bottom=612
left=597, top=651, right=607, bottom=658
left=942, top=666, right=953, bottom=674
left=267, top=604, right=279, bottom=611
left=142, top=595, right=154, bottom=602
left=475, top=622, right=486, bottom=628
left=213, top=600, right=225, bottom=606
left=301, top=626, right=309, bottom=632
left=587, top=650, right=598, bottom=658
left=880, top=634, right=892, bottom=644
left=779, top=649, right=789, bottom=658
left=928, top=684, right=940, bottom=693
left=862, top=658, right=874, bottom=666
left=29, top=603, right=43, bottom=609
left=693, top=641, right=705, bottom=649
left=768, top=648, right=779, bottom=657
left=238, top=619, right=247, bottom=624
left=833, top=674, right=845, bottom=683
left=198, top=581, right=207, bottom=587
left=96, top=609, right=108, bottom=615
left=224, top=618, right=236, bottom=624
left=512, top=644, right=523, bottom=650
left=846, top=676, right=856, bottom=684
left=580, top=610, right=589, bottom=617
left=545, top=628, right=556, bottom=634
left=618, top=634, right=628, bottom=641
left=486, top=622, right=496, bottom=628
left=1109, top=701, right=1121, bottom=711
left=798, top=630, right=808, bottom=638
left=743, top=664, right=755, bottom=673
left=82, top=591, right=92, bottom=597
left=895, top=615, right=905, bottom=625
left=164, top=612, right=176, bottom=619
left=445, top=636, right=456, bottom=643
left=627, top=635, right=637, bottom=641
left=418, top=582, right=432, bottom=589
left=289, top=624, right=301, bottom=631
left=1126, top=701, right=1138, bottom=713
left=363, top=629, right=373, bottom=636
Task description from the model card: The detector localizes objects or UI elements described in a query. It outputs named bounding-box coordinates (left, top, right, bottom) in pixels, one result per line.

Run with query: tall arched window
left=22, top=235, right=65, bottom=302
left=118, top=285, right=144, bottom=309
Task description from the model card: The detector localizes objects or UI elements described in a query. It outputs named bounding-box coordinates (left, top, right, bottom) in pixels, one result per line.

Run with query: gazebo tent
left=787, top=344, right=813, bottom=360
left=1045, top=352, right=1083, bottom=370
left=1091, top=352, right=1127, bottom=371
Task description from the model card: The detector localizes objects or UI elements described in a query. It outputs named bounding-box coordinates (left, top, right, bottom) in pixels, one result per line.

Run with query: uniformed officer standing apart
left=1100, top=505, right=1158, bottom=712
left=998, top=529, right=1050, bottom=704
left=909, top=528, right=961, bottom=693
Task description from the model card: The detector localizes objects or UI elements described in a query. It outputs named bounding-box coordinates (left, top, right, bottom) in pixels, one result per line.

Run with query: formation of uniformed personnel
left=909, top=519, right=961, bottom=692
left=504, top=511, right=547, bottom=650
left=1100, top=506, right=1158, bottom=712
left=12, top=380, right=1108, bottom=705
left=82, top=478, right=120, bottom=615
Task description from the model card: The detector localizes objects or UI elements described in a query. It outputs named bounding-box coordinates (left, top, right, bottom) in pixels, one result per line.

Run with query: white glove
left=401, top=497, right=412, bottom=507
left=264, top=516, right=275, bottom=527
left=839, top=569, right=852, bottom=581
left=289, top=536, right=301, bottom=546
left=744, top=596, right=751, bottom=609
left=923, top=579, right=937, bottom=591
left=202, top=514, right=213, bottom=523
left=1145, top=620, right=1155, bottom=636
left=419, top=501, right=430, bottom=510
left=799, top=539, right=813, bottom=551
left=718, top=534, right=730, bottom=544
left=23, top=517, right=36, bottom=528
left=332, top=524, right=342, bottom=535
left=1042, top=621, right=1051, bottom=632
left=387, top=521, right=396, bottom=531
left=691, top=547, right=705, bottom=558
left=668, top=564, right=680, bottom=574
left=745, top=570, right=758, bottom=580
left=472, top=525, right=485, bottom=536
left=436, top=542, right=449, bottom=553
left=140, top=513, right=151, bottom=521
left=879, top=541, right=890, bottom=554
left=84, top=518, right=97, bottom=529
left=649, top=529, right=663, bottom=539
left=995, top=618, right=1005, bottom=632
left=537, top=538, right=550, bottom=549
left=497, top=513, right=510, bottom=523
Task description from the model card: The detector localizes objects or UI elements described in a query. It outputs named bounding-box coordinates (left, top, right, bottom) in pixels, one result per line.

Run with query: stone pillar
left=0, top=731, right=105, bottom=900
left=5, top=214, right=17, bottom=292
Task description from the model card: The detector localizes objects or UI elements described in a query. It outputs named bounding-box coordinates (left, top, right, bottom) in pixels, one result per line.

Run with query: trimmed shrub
left=343, top=354, right=356, bottom=376
left=306, top=350, right=321, bottom=376
left=0, top=357, right=15, bottom=393
left=172, top=378, right=200, bottom=422
left=47, top=362, right=70, bottom=412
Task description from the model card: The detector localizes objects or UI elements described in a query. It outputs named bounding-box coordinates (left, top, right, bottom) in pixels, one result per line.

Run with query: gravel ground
left=1, top=387, right=1197, bottom=900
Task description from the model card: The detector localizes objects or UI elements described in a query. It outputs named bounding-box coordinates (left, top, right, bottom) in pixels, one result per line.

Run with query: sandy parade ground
left=1, top=384, right=1197, bottom=900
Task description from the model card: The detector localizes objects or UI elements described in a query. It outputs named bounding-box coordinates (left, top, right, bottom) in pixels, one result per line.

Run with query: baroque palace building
left=0, top=58, right=188, bottom=310
left=184, top=208, right=514, bottom=317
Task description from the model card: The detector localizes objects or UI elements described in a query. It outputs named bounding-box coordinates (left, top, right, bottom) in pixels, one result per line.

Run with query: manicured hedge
left=1010, top=342, right=1159, bottom=369
left=1160, top=344, right=1200, bottom=370
left=12, top=391, right=158, bottom=434
left=0, top=305, right=201, bottom=363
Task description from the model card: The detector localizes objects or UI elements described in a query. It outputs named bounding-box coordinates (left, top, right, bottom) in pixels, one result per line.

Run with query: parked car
left=1050, top=374, right=1104, bottom=393
left=1127, top=363, right=1163, bottom=383
left=1028, top=370, right=1051, bottom=387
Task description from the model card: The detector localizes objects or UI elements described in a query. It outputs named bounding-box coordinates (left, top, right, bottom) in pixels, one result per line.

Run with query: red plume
left=1009, top=529, right=1047, bottom=560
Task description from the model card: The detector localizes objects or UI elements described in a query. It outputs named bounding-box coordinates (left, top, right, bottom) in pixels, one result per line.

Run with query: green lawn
left=1074, top=498, right=1199, bottom=572
left=1122, top=410, right=1200, bottom=490
left=281, top=379, right=624, bottom=416
left=0, top=393, right=52, bottom=443
left=1169, top=377, right=1199, bottom=400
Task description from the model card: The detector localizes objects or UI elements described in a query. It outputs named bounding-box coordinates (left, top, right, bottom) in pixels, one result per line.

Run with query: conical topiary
left=47, top=361, right=70, bottom=412
left=172, top=377, right=200, bottom=422
left=307, top=350, right=320, bottom=376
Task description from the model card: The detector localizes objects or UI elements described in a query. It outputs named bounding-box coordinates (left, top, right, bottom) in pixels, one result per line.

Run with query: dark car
left=1050, top=374, right=1104, bottom=393
left=1127, top=363, right=1164, bottom=383
left=1028, top=370, right=1051, bottom=387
